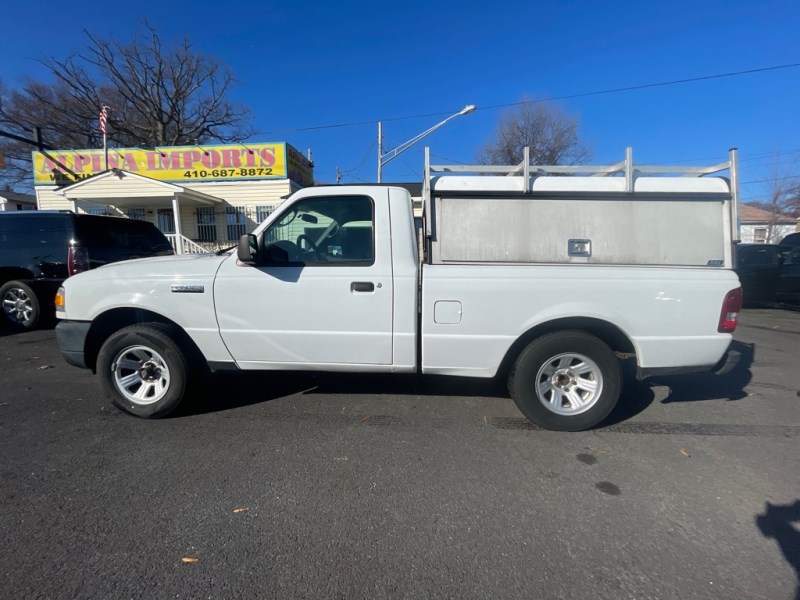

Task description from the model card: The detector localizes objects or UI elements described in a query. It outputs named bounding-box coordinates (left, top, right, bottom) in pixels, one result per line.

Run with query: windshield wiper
left=216, top=245, right=237, bottom=255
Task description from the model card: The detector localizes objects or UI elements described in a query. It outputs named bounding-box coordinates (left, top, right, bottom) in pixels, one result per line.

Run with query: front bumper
left=55, top=320, right=92, bottom=370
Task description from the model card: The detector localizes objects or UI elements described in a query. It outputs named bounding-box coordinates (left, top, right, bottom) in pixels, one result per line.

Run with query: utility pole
left=377, top=121, right=383, bottom=183
left=336, top=166, right=342, bottom=184
left=33, top=127, right=44, bottom=151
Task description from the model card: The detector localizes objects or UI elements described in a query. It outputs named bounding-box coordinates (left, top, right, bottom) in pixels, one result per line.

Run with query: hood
left=68, top=252, right=231, bottom=283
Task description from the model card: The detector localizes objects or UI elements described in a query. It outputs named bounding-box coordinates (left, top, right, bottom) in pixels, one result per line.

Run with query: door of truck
left=214, top=193, right=394, bottom=367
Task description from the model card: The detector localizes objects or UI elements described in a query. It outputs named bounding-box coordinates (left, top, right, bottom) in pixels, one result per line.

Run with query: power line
left=478, top=63, right=800, bottom=113
left=338, top=142, right=375, bottom=176
left=638, top=148, right=800, bottom=166
left=740, top=174, right=800, bottom=185
left=259, top=62, right=800, bottom=135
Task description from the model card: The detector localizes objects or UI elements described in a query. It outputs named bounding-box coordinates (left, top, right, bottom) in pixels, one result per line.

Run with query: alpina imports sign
left=32, top=142, right=314, bottom=187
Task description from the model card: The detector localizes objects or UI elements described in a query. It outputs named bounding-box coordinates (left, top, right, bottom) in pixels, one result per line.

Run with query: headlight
left=55, top=287, right=65, bottom=312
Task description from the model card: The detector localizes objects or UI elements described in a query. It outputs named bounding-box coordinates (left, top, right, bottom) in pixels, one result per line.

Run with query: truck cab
left=217, top=187, right=418, bottom=370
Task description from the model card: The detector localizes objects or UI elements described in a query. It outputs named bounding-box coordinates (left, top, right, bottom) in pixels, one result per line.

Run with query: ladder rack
left=422, top=146, right=741, bottom=243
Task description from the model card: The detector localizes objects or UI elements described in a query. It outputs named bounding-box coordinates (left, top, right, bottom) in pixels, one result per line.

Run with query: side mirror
left=238, top=234, right=258, bottom=264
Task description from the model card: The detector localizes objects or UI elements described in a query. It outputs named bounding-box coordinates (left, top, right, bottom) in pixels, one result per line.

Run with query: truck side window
left=262, top=195, right=375, bottom=266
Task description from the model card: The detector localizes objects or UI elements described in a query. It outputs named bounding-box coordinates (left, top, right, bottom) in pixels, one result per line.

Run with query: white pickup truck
left=54, top=148, right=743, bottom=431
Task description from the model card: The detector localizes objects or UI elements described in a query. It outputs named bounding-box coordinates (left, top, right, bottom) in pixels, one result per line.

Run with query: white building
left=0, top=190, right=37, bottom=211
left=739, top=204, right=798, bottom=244
left=34, top=142, right=313, bottom=253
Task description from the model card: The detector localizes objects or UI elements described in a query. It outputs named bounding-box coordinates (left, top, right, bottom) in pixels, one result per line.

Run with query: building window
left=226, top=206, right=247, bottom=241
left=255, top=205, right=274, bottom=223
left=157, top=209, right=175, bottom=234
left=753, top=227, right=768, bottom=243
left=127, top=208, right=147, bottom=221
left=86, top=206, right=108, bottom=216
left=196, top=207, right=217, bottom=242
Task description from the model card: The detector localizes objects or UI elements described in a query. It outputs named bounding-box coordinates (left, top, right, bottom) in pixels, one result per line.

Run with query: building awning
left=56, top=168, right=224, bottom=208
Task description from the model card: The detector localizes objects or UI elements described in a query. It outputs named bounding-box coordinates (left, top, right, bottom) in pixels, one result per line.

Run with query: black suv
left=735, top=243, right=800, bottom=305
left=1, top=211, right=173, bottom=329
left=780, top=232, right=800, bottom=247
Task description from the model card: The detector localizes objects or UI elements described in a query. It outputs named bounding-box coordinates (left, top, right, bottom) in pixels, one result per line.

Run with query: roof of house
left=740, top=204, right=798, bottom=224
left=0, top=190, right=36, bottom=203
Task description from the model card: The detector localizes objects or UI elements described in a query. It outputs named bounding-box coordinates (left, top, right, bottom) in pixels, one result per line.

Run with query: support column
left=172, top=194, right=183, bottom=254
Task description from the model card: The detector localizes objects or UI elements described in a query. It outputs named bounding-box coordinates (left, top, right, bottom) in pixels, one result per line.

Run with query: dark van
left=1, top=211, right=173, bottom=329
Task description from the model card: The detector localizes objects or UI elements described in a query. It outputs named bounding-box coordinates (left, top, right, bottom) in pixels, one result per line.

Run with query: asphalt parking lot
left=1, top=308, right=799, bottom=600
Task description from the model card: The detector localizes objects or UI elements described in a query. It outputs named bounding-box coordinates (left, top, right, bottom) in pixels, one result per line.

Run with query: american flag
left=98, top=106, right=110, bottom=135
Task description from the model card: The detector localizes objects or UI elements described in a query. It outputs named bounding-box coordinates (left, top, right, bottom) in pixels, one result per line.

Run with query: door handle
left=351, top=281, right=375, bottom=292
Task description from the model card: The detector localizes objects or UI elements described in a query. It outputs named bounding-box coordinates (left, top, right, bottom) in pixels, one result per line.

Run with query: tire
left=97, top=323, right=193, bottom=418
left=0, top=281, right=40, bottom=330
left=508, top=330, right=622, bottom=431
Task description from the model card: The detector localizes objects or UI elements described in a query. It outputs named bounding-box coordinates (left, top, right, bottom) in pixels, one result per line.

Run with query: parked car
left=0, top=211, right=173, bottom=329
left=735, top=243, right=800, bottom=305
left=779, top=231, right=800, bottom=246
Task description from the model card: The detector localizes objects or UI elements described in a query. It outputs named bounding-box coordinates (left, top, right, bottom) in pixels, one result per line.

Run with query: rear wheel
left=97, top=323, right=192, bottom=418
left=0, top=281, right=40, bottom=330
left=508, top=331, right=622, bottom=431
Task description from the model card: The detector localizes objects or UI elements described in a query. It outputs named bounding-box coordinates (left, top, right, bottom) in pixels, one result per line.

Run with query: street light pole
left=377, top=104, right=476, bottom=183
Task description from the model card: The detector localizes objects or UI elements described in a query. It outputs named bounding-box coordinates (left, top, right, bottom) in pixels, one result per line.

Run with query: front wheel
left=0, top=281, right=40, bottom=330
left=97, top=323, right=192, bottom=418
left=508, top=331, right=622, bottom=431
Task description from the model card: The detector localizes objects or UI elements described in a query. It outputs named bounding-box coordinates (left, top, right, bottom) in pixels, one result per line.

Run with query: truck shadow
left=755, top=500, right=800, bottom=600
left=600, top=360, right=656, bottom=426
left=186, top=341, right=754, bottom=422
left=644, top=340, right=754, bottom=404
left=189, top=371, right=510, bottom=416
left=190, top=366, right=659, bottom=424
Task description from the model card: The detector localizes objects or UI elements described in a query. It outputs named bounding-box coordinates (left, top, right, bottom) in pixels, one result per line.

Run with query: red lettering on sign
left=182, top=151, right=202, bottom=169
left=39, top=156, right=57, bottom=173
left=242, top=149, right=257, bottom=167
left=92, top=155, right=104, bottom=171
left=201, top=151, right=221, bottom=169
left=72, top=154, right=88, bottom=171
left=170, top=152, right=185, bottom=169
left=221, top=149, right=241, bottom=168
left=150, top=151, right=182, bottom=170
left=122, top=152, right=139, bottom=171
left=259, top=147, right=276, bottom=167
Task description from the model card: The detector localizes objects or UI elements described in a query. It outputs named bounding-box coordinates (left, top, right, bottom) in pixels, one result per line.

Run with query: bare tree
left=785, top=182, right=800, bottom=218
left=0, top=23, right=254, bottom=189
left=478, top=98, right=590, bottom=166
left=754, top=155, right=800, bottom=242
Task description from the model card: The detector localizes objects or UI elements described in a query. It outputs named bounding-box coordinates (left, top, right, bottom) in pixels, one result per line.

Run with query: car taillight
left=718, top=287, right=743, bottom=333
left=67, top=246, right=90, bottom=276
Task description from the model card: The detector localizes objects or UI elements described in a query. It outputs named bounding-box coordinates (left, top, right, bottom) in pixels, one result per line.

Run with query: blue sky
left=1, top=0, right=798, bottom=201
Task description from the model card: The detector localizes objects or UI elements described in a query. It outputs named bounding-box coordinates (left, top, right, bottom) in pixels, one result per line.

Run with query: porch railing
left=165, top=234, right=210, bottom=255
